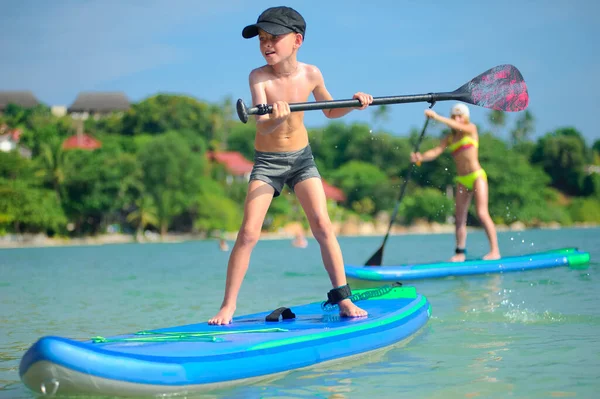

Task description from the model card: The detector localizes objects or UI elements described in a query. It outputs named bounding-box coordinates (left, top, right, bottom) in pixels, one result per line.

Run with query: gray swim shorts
left=249, top=145, right=321, bottom=197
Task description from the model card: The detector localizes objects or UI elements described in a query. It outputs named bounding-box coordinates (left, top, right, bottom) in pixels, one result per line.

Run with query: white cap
left=451, top=103, right=470, bottom=118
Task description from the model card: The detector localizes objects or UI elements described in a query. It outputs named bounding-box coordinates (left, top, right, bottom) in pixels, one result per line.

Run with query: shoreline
left=1, top=221, right=597, bottom=249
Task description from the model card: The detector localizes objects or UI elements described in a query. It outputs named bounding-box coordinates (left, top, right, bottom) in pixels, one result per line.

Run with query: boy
left=209, top=6, right=373, bottom=325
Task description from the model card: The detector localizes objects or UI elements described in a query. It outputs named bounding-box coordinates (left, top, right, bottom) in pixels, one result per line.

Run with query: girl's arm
left=426, top=109, right=477, bottom=135
left=411, top=135, right=449, bottom=163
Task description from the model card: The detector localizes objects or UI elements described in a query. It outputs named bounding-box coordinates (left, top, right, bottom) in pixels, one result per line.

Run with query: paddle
left=236, top=64, right=529, bottom=123
left=364, top=108, right=434, bottom=267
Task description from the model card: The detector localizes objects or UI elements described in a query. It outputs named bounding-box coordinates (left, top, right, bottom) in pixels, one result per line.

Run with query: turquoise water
left=1, top=227, right=598, bottom=398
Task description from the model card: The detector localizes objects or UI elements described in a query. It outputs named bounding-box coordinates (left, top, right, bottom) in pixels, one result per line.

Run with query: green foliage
left=137, top=132, right=206, bottom=235
left=61, top=146, right=142, bottom=234
left=583, top=173, right=600, bottom=198
left=194, top=178, right=242, bottom=234
left=17, top=116, right=73, bottom=157
left=309, top=122, right=409, bottom=177
left=511, top=110, right=535, bottom=146
left=593, top=139, right=600, bottom=154
left=569, top=198, right=600, bottom=223
left=264, top=192, right=295, bottom=231
left=0, top=151, right=36, bottom=181
left=400, top=187, right=454, bottom=224
left=121, top=94, right=212, bottom=137
left=487, top=110, right=506, bottom=135
left=126, top=195, right=159, bottom=238
left=330, top=160, right=392, bottom=215
left=479, top=134, right=553, bottom=224
left=0, top=179, right=66, bottom=234
left=227, top=121, right=257, bottom=161
left=531, top=127, right=588, bottom=195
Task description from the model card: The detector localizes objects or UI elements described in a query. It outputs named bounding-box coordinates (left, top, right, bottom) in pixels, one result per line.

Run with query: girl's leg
left=451, top=183, right=473, bottom=262
left=473, top=177, right=501, bottom=260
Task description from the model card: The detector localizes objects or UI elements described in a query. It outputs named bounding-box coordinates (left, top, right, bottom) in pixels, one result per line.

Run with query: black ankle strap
left=324, top=284, right=352, bottom=307
left=455, top=247, right=467, bottom=254
left=265, top=307, right=296, bottom=322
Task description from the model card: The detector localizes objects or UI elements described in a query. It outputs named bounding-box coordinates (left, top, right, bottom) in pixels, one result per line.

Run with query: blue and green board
left=19, top=285, right=430, bottom=396
left=346, top=247, right=590, bottom=283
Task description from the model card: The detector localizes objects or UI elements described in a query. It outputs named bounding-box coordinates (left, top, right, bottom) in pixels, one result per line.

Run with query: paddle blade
left=365, top=246, right=384, bottom=266
left=456, top=64, right=529, bottom=112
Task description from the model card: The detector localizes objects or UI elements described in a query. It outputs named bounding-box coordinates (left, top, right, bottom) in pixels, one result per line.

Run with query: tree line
left=1, top=94, right=599, bottom=239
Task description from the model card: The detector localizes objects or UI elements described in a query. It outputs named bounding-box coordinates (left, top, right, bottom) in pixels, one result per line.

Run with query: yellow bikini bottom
left=454, top=169, right=487, bottom=191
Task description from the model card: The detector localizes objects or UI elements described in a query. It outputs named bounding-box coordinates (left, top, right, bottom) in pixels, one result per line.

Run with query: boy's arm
left=311, top=67, right=370, bottom=119
left=249, top=70, right=287, bottom=134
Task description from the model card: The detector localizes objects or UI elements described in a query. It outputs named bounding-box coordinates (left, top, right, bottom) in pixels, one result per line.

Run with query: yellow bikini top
left=447, top=134, right=478, bottom=155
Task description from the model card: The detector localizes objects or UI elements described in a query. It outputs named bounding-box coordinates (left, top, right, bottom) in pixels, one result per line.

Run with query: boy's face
left=258, top=29, right=302, bottom=65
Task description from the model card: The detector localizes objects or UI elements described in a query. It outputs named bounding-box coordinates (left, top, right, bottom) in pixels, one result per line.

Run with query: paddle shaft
left=239, top=92, right=464, bottom=122
left=255, top=92, right=460, bottom=115
left=364, top=107, right=433, bottom=266
left=381, top=117, right=432, bottom=247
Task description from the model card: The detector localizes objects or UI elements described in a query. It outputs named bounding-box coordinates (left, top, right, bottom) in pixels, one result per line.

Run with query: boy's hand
left=353, top=92, right=373, bottom=110
left=270, top=100, right=291, bottom=121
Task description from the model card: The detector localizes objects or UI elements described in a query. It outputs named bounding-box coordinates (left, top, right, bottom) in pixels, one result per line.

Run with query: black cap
left=242, top=6, right=306, bottom=39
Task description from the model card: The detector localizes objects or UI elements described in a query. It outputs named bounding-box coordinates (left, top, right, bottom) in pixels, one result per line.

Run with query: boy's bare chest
left=264, top=80, right=314, bottom=104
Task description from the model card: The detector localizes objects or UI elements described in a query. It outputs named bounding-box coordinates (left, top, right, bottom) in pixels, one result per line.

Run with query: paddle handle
left=237, top=92, right=464, bottom=123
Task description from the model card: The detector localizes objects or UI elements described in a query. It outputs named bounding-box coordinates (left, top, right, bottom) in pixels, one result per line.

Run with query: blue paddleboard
left=346, top=247, right=590, bottom=283
left=20, top=285, right=430, bottom=396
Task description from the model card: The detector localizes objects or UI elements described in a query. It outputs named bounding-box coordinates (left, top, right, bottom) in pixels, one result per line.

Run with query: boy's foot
left=208, top=305, right=236, bottom=325
left=483, top=251, right=501, bottom=260
left=338, top=298, right=368, bottom=318
left=450, top=253, right=466, bottom=262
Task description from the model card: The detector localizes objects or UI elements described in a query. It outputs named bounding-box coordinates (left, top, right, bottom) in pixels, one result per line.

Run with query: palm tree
left=221, top=96, right=233, bottom=150
left=126, top=195, right=159, bottom=241
left=207, top=96, right=234, bottom=151
left=37, top=136, right=67, bottom=201
left=511, top=110, right=535, bottom=146
left=372, top=104, right=390, bottom=126
left=487, top=110, right=506, bottom=136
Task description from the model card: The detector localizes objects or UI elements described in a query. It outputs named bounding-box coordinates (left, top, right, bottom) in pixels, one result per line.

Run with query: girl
left=410, top=103, right=500, bottom=262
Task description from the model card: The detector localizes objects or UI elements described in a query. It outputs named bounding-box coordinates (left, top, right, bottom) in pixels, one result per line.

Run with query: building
left=0, top=91, right=40, bottom=113
left=0, top=127, right=20, bottom=152
left=67, top=92, right=130, bottom=120
left=51, top=106, right=67, bottom=117
left=0, top=126, right=31, bottom=158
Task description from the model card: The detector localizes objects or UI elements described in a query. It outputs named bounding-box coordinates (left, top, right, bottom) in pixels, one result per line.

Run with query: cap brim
left=242, top=22, right=294, bottom=38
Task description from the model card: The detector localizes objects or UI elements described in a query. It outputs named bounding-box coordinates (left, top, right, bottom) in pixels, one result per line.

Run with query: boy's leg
left=451, top=183, right=473, bottom=262
left=208, top=180, right=275, bottom=325
left=473, top=177, right=501, bottom=260
left=293, top=177, right=367, bottom=318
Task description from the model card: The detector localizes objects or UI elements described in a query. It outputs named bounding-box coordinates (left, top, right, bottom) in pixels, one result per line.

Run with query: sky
left=1, top=0, right=599, bottom=144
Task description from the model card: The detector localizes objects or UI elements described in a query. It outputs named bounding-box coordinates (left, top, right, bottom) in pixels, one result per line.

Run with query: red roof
left=10, top=129, right=22, bottom=141
left=322, top=179, right=346, bottom=202
left=0, top=128, right=22, bottom=143
left=208, top=151, right=254, bottom=176
left=62, top=134, right=102, bottom=150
